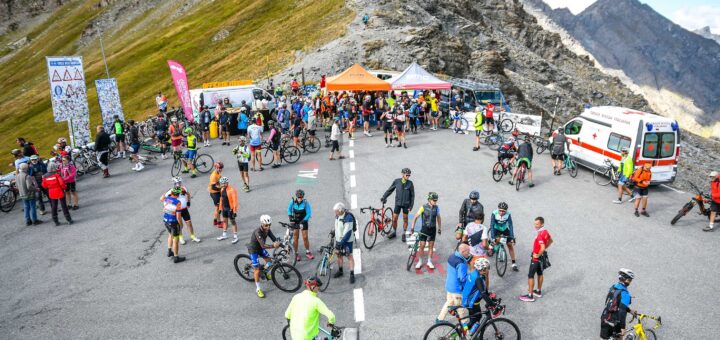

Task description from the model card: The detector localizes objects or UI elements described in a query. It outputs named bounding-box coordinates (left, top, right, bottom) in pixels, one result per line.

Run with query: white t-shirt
left=464, top=222, right=489, bottom=257
left=165, top=188, right=189, bottom=209
left=248, top=124, right=264, bottom=146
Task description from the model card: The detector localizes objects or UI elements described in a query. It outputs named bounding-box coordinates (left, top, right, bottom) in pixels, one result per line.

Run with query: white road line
left=349, top=140, right=354, bottom=147
left=351, top=194, right=357, bottom=209
left=350, top=162, right=356, bottom=171
left=353, top=248, right=362, bottom=274
left=353, top=288, right=366, bottom=322
left=350, top=175, right=356, bottom=188
left=349, top=150, right=355, bottom=159
left=661, top=184, right=685, bottom=194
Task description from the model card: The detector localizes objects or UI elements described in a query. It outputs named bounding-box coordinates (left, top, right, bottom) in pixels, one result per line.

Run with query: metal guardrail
left=449, top=78, right=501, bottom=91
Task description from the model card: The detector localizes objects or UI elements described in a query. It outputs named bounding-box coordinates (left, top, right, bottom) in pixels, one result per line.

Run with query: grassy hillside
left=0, top=0, right=353, bottom=170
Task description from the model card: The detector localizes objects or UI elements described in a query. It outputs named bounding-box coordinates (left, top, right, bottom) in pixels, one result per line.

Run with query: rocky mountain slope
left=524, top=0, right=720, bottom=138
left=694, top=26, right=720, bottom=45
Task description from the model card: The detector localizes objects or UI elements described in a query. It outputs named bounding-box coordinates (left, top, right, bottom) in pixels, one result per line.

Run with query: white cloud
left=542, top=0, right=596, bottom=14
left=672, top=5, right=720, bottom=34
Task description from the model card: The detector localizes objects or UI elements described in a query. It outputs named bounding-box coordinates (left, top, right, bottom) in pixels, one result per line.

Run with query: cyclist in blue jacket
left=287, top=189, right=314, bottom=262
left=437, top=244, right=471, bottom=323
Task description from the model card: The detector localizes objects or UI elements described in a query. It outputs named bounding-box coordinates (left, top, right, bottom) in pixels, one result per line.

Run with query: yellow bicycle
left=621, top=313, right=662, bottom=340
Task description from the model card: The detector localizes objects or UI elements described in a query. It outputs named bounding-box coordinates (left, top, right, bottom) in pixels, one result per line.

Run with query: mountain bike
left=170, top=149, right=214, bottom=176
left=593, top=159, right=619, bottom=186
left=276, top=222, right=299, bottom=266
left=492, top=155, right=515, bottom=182
left=513, top=161, right=527, bottom=191
left=619, top=313, right=661, bottom=340
left=315, top=232, right=337, bottom=292
left=564, top=152, right=578, bottom=178
left=359, top=205, right=394, bottom=249
left=423, top=303, right=520, bottom=340
left=233, top=249, right=302, bottom=293
left=261, top=141, right=301, bottom=166
left=407, top=231, right=431, bottom=271
left=282, top=324, right=344, bottom=340
left=491, top=236, right=509, bottom=277
left=0, top=180, right=18, bottom=213
left=670, top=181, right=720, bottom=225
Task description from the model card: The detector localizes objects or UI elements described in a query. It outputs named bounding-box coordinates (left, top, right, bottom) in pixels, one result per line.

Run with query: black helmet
left=498, top=202, right=508, bottom=210
left=469, top=191, right=480, bottom=200
left=304, top=275, right=323, bottom=289
left=401, top=168, right=411, bottom=175
left=295, top=189, right=305, bottom=198
left=428, top=192, right=439, bottom=200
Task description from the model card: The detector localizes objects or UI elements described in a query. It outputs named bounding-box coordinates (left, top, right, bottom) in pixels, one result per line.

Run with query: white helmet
left=218, top=176, right=230, bottom=184
left=171, top=176, right=183, bottom=185
left=171, top=117, right=178, bottom=122
left=240, top=107, right=247, bottom=111
left=618, top=268, right=635, bottom=280
left=474, top=258, right=490, bottom=271
left=260, top=214, right=272, bottom=225
left=333, top=202, right=345, bottom=211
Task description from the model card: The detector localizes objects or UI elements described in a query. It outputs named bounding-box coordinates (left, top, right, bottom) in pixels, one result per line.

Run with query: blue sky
left=542, top=0, right=720, bottom=33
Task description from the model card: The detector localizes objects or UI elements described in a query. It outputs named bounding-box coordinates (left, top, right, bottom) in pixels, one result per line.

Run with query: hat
left=710, top=171, right=719, bottom=177
left=30, top=155, right=39, bottom=160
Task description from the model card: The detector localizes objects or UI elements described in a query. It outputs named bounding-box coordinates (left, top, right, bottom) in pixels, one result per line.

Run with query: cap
left=710, top=171, right=719, bottom=177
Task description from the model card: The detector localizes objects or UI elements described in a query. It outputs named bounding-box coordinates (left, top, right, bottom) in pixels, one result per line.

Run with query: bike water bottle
left=469, top=323, right=479, bottom=335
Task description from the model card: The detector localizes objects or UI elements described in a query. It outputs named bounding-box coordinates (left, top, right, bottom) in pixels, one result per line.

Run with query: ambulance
left=562, top=106, right=680, bottom=184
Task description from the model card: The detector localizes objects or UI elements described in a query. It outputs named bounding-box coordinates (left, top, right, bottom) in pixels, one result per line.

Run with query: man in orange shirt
left=630, top=163, right=653, bottom=217
left=209, top=162, right=224, bottom=228
left=704, top=171, right=720, bottom=232
left=217, top=176, right=239, bottom=243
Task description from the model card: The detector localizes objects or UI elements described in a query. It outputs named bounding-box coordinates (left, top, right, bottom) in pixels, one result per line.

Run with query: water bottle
left=469, top=323, right=480, bottom=336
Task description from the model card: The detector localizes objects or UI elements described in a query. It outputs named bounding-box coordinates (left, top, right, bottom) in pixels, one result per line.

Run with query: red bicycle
left=359, top=205, right=394, bottom=249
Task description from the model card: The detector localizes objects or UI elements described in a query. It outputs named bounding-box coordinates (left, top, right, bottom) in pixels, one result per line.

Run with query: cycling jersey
left=163, top=196, right=181, bottom=222
left=247, top=124, right=263, bottom=146
left=186, top=135, right=197, bottom=151
left=288, top=199, right=312, bottom=223
left=463, top=222, right=488, bottom=257
left=165, top=187, right=189, bottom=209
left=517, top=142, right=533, bottom=161
left=618, top=155, right=634, bottom=178
left=233, top=145, right=250, bottom=163
left=458, top=199, right=484, bottom=224
left=208, top=170, right=221, bottom=193
left=247, top=227, right=277, bottom=254
left=462, top=270, right=494, bottom=309
left=285, top=290, right=336, bottom=340
left=474, top=112, right=484, bottom=130
left=551, top=133, right=567, bottom=155
left=490, top=209, right=514, bottom=239
left=114, top=120, right=124, bottom=135
left=417, top=204, right=440, bottom=230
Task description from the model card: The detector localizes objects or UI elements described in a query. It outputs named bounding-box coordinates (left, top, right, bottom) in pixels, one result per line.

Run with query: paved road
left=0, top=128, right=718, bottom=339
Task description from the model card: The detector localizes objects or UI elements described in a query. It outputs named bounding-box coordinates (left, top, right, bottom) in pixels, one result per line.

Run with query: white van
left=190, top=85, right=275, bottom=114
left=562, top=106, right=680, bottom=184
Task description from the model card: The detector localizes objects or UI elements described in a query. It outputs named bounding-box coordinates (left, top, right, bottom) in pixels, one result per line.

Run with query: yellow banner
left=202, top=80, right=253, bottom=88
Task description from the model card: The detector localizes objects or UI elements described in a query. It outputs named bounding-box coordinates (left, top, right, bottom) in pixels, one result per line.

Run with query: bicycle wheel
left=194, top=153, right=214, bottom=173
left=0, top=189, right=17, bottom=213
left=282, top=146, right=301, bottom=164
left=423, top=321, right=466, bottom=340
left=273, top=245, right=297, bottom=266
left=363, top=221, right=378, bottom=249
left=492, top=162, right=504, bottom=182
left=315, top=257, right=332, bottom=292
left=261, top=146, right=273, bottom=166
left=303, top=137, right=321, bottom=153
left=271, top=263, right=302, bottom=292
left=536, top=143, right=547, bottom=154
left=282, top=325, right=290, bottom=340
left=671, top=202, right=693, bottom=225
left=499, top=119, right=513, bottom=133
left=496, top=245, right=507, bottom=277
left=478, top=317, right=520, bottom=340
left=593, top=167, right=612, bottom=186
left=382, top=207, right=394, bottom=234
left=639, top=328, right=656, bottom=340
left=515, top=165, right=525, bottom=191
left=480, top=134, right=492, bottom=145
left=568, top=158, right=578, bottom=178
left=233, top=254, right=255, bottom=282
left=459, top=118, right=469, bottom=132
left=87, top=161, right=101, bottom=175
left=171, top=159, right=182, bottom=177
left=407, top=246, right=417, bottom=271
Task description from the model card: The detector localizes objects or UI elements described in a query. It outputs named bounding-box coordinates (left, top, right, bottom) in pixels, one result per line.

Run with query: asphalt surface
left=0, top=127, right=718, bottom=339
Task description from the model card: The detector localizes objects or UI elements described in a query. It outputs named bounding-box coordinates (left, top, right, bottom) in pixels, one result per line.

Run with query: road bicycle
left=441, top=110, right=469, bottom=132
left=359, top=205, right=394, bottom=249
left=261, top=141, right=301, bottom=166
left=73, top=145, right=102, bottom=176
left=513, top=161, right=528, bottom=191
left=315, top=232, right=337, bottom=292
left=0, top=180, right=18, bottom=213
left=282, top=324, right=344, bottom=340
left=670, top=181, right=720, bottom=225
left=299, top=128, right=321, bottom=153
left=423, top=303, right=520, bottom=340
left=532, top=133, right=550, bottom=154
left=619, top=313, right=661, bottom=340
left=480, top=131, right=506, bottom=146
left=495, top=111, right=515, bottom=133
left=492, top=155, right=516, bottom=182
left=593, top=158, right=619, bottom=186
left=406, top=231, right=431, bottom=271
left=275, top=222, right=299, bottom=266
left=564, top=152, right=578, bottom=178
left=170, top=149, right=214, bottom=176
left=234, top=248, right=303, bottom=293
left=490, top=236, right=509, bottom=277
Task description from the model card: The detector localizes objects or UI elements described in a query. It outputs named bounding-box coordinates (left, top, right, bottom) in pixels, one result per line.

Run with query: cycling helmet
left=260, top=214, right=272, bottom=225
left=428, top=192, right=439, bottom=201
left=171, top=187, right=183, bottom=195
left=183, top=127, right=193, bottom=134
left=268, top=120, right=275, bottom=126
left=10, top=149, right=21, bottom=156
left=469, top=191, right=480, bottom=200
left=333, top=202, right=345, bottom=211
left=238, top=136, right=247, bottom=142
left=401, top=168, right=412, bottom=175
left=304, top=276, right=324, bottom=289
left=498, top=202, right=508, bottom=210
left=218, top=176, right=230, bottom=184
left=621, top=147, right=629, bottom=153
left=295, top=189, right=305, bottom=198
left=512, top=129, right=519, bottom=137
left=171, top=176, right=183, bottom=185
left=474, top=258, right=490, bottom=271
left=30, top=155, right=39, bottom=160
left=214, top=161, right=224, bottom=170
left=618, top=268, right=635, bottom=280
left=240, top=107, right=247, bottom=111
left=171, top=117, right=178, bottom=122
left=57, top=137, right=67, bottom=144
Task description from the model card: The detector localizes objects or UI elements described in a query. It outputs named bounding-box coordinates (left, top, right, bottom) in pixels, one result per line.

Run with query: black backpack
left=601, top=286, right=623, bottom=326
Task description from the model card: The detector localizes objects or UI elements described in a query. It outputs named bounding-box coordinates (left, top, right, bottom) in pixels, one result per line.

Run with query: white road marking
left=350, top=175, right=356, bottom=188
left=349, top=150, right=355, bottom=159
left=350, top=162, right=356, bottom=171
left=353, top=288, right=366, bottom=322
left=661, top=184, right=685, bottom=194
left=349, top=140, right=354, bottom=147
left=351, top=194, right=357, bottom=209
left=353, top=248, right=362, bottom=274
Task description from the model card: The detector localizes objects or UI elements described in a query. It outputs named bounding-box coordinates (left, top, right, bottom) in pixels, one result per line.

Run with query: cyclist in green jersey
left=182, top=127, right=198, bottom=178
left=285, top=276, right=336, bottom=340
left=113, top=115, right=127, bottom=159
left=490, top=202, right=518, bottom=271
left=472, top=107, right=484, bottom=151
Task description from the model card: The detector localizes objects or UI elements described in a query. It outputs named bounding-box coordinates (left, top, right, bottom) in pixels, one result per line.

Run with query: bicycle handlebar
left=359, top=206, right=381, bottom=213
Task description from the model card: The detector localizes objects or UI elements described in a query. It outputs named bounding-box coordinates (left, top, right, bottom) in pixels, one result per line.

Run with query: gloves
left=187, top=201, right=191, bottom=207
left=380, top=198, right=387, bottom=204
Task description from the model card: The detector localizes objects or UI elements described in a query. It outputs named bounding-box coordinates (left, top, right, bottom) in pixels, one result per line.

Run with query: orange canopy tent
left=325, top=64, right=392, bottom=91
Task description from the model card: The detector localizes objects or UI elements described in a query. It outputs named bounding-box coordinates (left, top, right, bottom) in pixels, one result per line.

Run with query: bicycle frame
left=625, top=313, right=661, bottom=340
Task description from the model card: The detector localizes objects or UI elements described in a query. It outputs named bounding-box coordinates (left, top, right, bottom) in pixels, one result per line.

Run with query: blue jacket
left=445, top=251, right=469, bottom=294
left=462, top=270, right=488, bottom=308
left=613, top=282, right=632, bottom=309
left=287, top=199, right=312, bottom=222
left=237, top=113, right=249, bottom=130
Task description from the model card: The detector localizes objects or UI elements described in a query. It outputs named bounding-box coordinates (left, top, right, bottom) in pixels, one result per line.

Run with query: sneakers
left=333, top=271, right=344, bottom=278
left=296, top=255, right=302, bottom=263
left=519, top=294, right=535, bottom=302
left=173, top=256, right=186, bottom=263
left=243, top=185, right=250, bottom=192
left=349, top=273, right=356, bottom=284
left=39, top=210, right=46, bottom=215
left=415, top=259, right=423, bottom=269
left=231, top=236, right=239, bottom=244
left=641, top=211, right=650, bottom=217
left=305, top=251, right=314, bottom=260
left=167, top=248, right=174, bottom=257
left=191, top=235, right=201, bottom=243
left=33, top=220, right=43, bottom=225
left=533, top=289, right=543, bottom=298
left=217, top=234, right=228, bottom=241
left=256, top=289, right=265, bottom=298
left=179, top=237, right=186, bottom=245
left=427, top=260, right=435, bottom=269
left=512, top=263, right=518, bottom=271
left=26, top=220, right=32, bottom=226
left=612, top=199, right=623, bottom=204
left=136, top=163, right=144, bottom=171
left=703, top=225, right=715, bottom=232
left=401, top=234, right=406, bottom=242
left=634, top=210, right=640, bottom=217
left=508, top=180, right=514, bottom=185
left=190, top=173, right=197, bottom=178
left=387, top=232, right=396, bottom=239
left=528, top=183, right=535, bottom=188
left=472, top=147, right=479, bottom=151
left=628, top=196, right=637, bottom=203
left=385, top=144, right=391, bottom=148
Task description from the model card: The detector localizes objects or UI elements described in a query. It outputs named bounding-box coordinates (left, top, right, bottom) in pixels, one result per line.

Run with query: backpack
left=600, top=286, right=623, bottom=326
left=344, top=212, right=358, bottom=232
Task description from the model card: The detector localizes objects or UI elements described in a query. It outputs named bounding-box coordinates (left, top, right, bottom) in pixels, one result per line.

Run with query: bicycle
left=276, top=222, right=299, bottom=266
left=282, top=324, right=344, bottom=340
left=492, top=155, right=516, bottom=182
left=170, top=149, right=214, bottom=176
left=491, top=236, right=509, bottom=277
left=407, top=231, right=430, bottom=271
left=300, top=128, right=321, bottom=153
left=593, top=158, right=619, bottom=186
left=359, top=205, right=394, bottom=249
left=73, top=145, right=102, bottom=176
left=532, top=133, right=550, bottom=154
left=233, top=249, right=303, bottom=293
left=0, top=180, right=18, bottom=213
left=480, top=131, right=506, bottom=146
left=423, top=303, right=520, bottom=340
left=564, top=152, right=578, bottom=178
left=261, top=141, right=301, bottom=166
left=315, top=232, right=337, bottom=292
left=619, top=313, right=662, bottom=340
left=495, top=111, right=515, bottom=133
left=441, top=110, right=469, bottom=132
left=513, top=161, right=527, bottom=191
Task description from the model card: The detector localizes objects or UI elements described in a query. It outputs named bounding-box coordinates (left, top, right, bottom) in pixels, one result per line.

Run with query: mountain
left=694, top=26, right=720, bottom=45
left=524, top=0, right=720, bottom=138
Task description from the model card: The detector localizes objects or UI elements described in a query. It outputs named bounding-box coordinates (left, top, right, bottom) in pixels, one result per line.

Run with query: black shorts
left=202, top=124, right=210, bottom=132
left=331, top=140, right=340, bottom=152
left=293, top=221, right=309, bottom=230
left=308, top=129, right=316, bottom=136
left=116, top=134, right=126, bottom=143
left=210, top=192, right=221, bottom=206
left=475, top=130, right=484, bottom=136
left=179, top=208, right=191, bottom=222
left=710, top=201, right=720, bottom=213
left=293, top=128, right=302, bottom=138
left=222, top=209, right=236, bottom=221
left=394, top=205, right=409, bottom=214
left=239, top=128, right=247, bottom=136
left=165, top=221, right=181, bottom=237
left=528, top=260, right=543, bottom=278
left=418, top=228, right=436, bottom=242
left=66, top=182, right=76, bottom=192
left=634, top=187, right=649, bottom=197
left=498, top=152, right=513, bottom=160
left=492, top=228, right=513, bottom=241
left=485, top=117, right=495, bottom=124
left=395, top=122, right=405, bottom=131
left=551, top=153, right=565, bottom=160
left=269, top=143, right=280, bottom=151
left=238, top=161, right=249, bottom=172
left=600, top=322, right=623, bottom=339
left=383, top=122, right=393, bottom=134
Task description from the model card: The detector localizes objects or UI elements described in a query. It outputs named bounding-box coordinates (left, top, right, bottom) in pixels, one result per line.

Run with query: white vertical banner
left=95, top=78, right=124, bottom=132
left=47, top=56, right=91, bottom=146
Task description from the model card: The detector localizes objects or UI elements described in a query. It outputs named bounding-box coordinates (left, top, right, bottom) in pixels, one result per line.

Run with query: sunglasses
left=431, top=199, right=438, bottom=202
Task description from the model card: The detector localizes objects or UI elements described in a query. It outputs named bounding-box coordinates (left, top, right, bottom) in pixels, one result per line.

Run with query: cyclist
left=208, top=162, right=223, bottom=228
left=248, top=214, right=280, bottom=298
left=154, top=115, right=169, bottom=159
left=613, top=148, right=635, bottom=204
left=520, top=217, right=552, bottom=302
left=127, top=120, right=144, bottom=172
left=429, top=93, right=439, bottom=130
left=410, top=192, right=441, bottom=269
left=266, top=120, right=282, bottom=169
left=705, top=171, right=720, bottom=232
left=162, top=187, right=185, bottom=264
left=28, top=155, right=48, bottom=215
left=509, top=135, right=534, bottom=188
left=551, top=128, right=571, bottom=175
left=600, top=269, right=637, bottom=340
left=380, top=168, right=415, bottom=242
left=232, top=136, right=251, bottom=192
left=462, top=258, right=502, bottom=333
left=285, top=276, right=336, bottom=340
left=199, top=105, right=212, bottom=147
left=380, top=106, right=395, bottom=148
left=472, top=106, right=484, bottom=151
left=216, top=176, right=239, bottom=244
left=456, top=190, right=484, bottom=240
left=287, top=189, right=314, bottom=262
left=161, top=177, right=200, bottom=244
left=394, top=105, right=407, bottom=148
left=181, top=127, right=198, bottom=178
left=452, top=105, right=465, bottom=134
left=332, top=202, right=356, bottom=284
left=247, top=118, right=264, bottom=171
left=168, top=116, right=184, bottom=154
left=483, top=102, right=495, bottom=132
left=462, top=211, right=489, bottom=289
left=95, top=125, right=112, bottom=178
left=497, top=131, right=518, bottom=164
left=490, top=202, right=518, bottom=272
left=112, top=115, right=127, bottom=159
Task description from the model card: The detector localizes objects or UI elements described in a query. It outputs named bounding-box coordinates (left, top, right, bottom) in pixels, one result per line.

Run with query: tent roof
left=388, top=62, right=451, bottom=90
left=326, top=64, right=391, bottom=91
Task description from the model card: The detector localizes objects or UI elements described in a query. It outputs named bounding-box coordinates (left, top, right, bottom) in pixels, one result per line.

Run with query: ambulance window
left=643, top=132, right=675, bottom=159
left=660, top=133, right=675, bottom=158
left=564, top=120, right=583, bottom=135
left=642, top=133, right=659, bottom=158
left=607, top=133, right=631, bottom=153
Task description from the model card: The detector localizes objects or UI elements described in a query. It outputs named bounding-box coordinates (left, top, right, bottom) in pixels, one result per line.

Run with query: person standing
left=600, top=269, right=637, bottom=340
left=247, top=119, right=264, bottom=171
left=394, top=106, right=407, bottom=148
left=472, top=107, right=484, bottom=151
left=704, top=171, right=720, bottom=232
left=168, top=117, right=184, bottom=154
left=266, top=121, right=282, bottom=169
left=232, top=136, right=251, bottom=192
left=456, top=190, right=484, bottom=240
left=612, top=148, right=634, bottom=204
left=630, top=163, right=652, bottom=217
left=16, top=163, right=43, bottom=226
left=10, top=149, right=29, bottom=174
left=200, top=106, right=213, bottom=146
left=162, top=187, right=186, bottom=264
left=59, top=155, right=79, bottom=210
left=209, top=162, right=224, bottom=228
left=28, top=155, right=47, bottom=215
left=328, top=117, right=345, bottom=160
left=285, top=276, right=336, bottom=340
left=520, top=217, right=552, bottom=302
left=437, top=243, right=471, bottom=323
left=162, top=177, right=201, bottom=244
left=127, top=120, right=144, bottom=171
left=217, top=177, right=239, bottom=244
left=113, top=115, right=127, bottom=159
left=380, top=168, right=415, bottom=242
left=288, top=189, right=314, bottom=262
left=16, top=137, right=38, bottom=157
left=41, top=163, right=72, bottom=226
left=156, top=91, right=167, bottom=113
left=410, top=192, right=441, bottom=269
left=551, top=128, right=570, bottom=175
left=95, top=125, right=112, bottom=178
left=237, top=107, right=250, bottom=137
left=332, top=202, right=356, bottom=284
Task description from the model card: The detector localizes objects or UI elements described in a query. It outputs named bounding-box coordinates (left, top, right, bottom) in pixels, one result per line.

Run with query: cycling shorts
left=116, top=134, right=126, bottom=143
left=418, top=228, right=436, bottom=242
left=164, top=221, right=181, bottom=237
left=383, top=122, right=393, bottom=134
left=66, top=182, right=76, bottom=192
left=293, top=221, right=309, bottom=230
left=210, top=192, right=221, bottom=206
left=250, top=249, right=271, bottom=268
left=633, top=187, right=649, bottom=197
left=238, top=161, right=249, bottom=172
left=394, top=205, right=410, bottom=214
left=551, top=153, right=565, bottom=160
left=202, top=123, right=210, bottom=132
left=498, top=151, right=514, bottom=160
left=395, top=122, right=405, bottom=132
left=492, top=228, right=513, bottom=241
left=710, top=201, right=720, bottom=213
left=431, top=111, right=438, bottom=118
left=528, top=259, right=543, bottom=278
left=293, top=127, right=302, bottom=138
left=336, top=242, right=353, bottom=255
left=516, top=157, right=532, bottom=170
left=269, top=142, right=280, bottom=151
left=249, top=144, right=262, bottom=153
left=600, top=322, right=623, bottom=339
left=179, top=208, right=191, bottom=222
left=171, top=138, right=183, bottom=147
left=485, top=117, right=494, bottom=124
left=475, top=129, right=484, bottom=136
left=184, top=150, right=197, bottom=160
left=130, top=143, right=140, bottom=155
left=221, top=209, right=236, bottom=221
